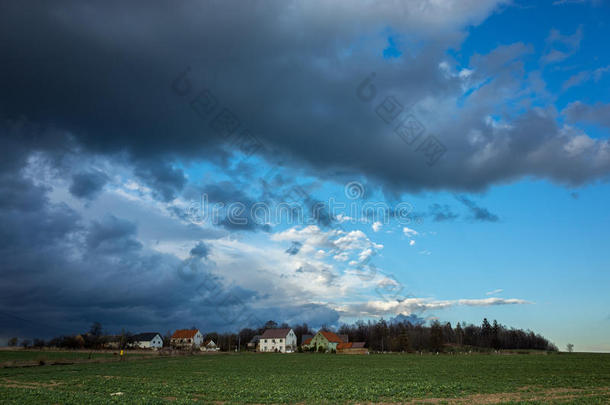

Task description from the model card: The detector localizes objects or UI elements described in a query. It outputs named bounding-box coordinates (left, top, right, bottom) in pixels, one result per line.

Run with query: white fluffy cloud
left=338, top=296, right=531, bottom=318
left=403, top=226, right=419, bottom=237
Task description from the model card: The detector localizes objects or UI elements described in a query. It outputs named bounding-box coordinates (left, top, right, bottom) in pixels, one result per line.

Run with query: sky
left=1, top=0, right=609, bottom=352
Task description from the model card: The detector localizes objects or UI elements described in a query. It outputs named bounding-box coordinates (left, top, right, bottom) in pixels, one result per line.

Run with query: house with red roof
left=170, top=329, right=203, bottom=349
left=258, top=328, right=297, bottom=353
left=303, top=330, right=344, bottom=352
left=303, top=330, right=367, bottom=353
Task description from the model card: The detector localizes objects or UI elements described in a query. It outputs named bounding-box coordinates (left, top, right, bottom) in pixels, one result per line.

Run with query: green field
left=1, top=352, right=609, bottom=404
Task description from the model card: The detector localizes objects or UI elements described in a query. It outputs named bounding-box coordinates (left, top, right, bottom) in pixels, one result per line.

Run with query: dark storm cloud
left=69, top=170, right=109, bottom=199
left=2, top=0, right=608, bottom=200
left=0, top=184, right=263, bottom=339
left=86, top=215, right=143, bottom=252
left=134, top=160, right=187, bottom=202
left=0, top=146, right=264, bottom=339
left=192, top=181, right=271, bottom=232
left=455, top=195, right=499, bottom=222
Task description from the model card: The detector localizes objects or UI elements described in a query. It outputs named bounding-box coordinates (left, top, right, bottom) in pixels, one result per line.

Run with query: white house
left=259, top=328, right=297, bottom=353
left=201, top=339, right=219, bottom=352
left=131, top=332, right=163, bottom=349
left=171, top=329, right=204, bottom=348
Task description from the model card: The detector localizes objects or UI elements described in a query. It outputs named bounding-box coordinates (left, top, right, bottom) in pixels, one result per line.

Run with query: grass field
left=1, top=352, right=609, bottom=404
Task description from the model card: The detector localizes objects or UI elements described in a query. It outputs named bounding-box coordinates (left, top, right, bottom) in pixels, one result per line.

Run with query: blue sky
left=1, top=0, right=609, bottom=352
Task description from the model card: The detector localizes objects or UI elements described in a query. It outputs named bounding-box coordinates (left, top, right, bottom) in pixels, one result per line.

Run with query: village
left=98, top=327, right=368, bottom=355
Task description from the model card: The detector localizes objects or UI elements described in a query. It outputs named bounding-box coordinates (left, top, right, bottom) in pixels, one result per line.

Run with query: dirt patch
left=1, top=354, right=157, bottom=369
left=1, top=378, right=62, bottom=390
left=398, top=386, right=610, bottom=404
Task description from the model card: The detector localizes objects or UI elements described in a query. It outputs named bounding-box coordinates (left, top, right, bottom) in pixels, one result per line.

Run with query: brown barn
left=337, top=341, right=368, bottom=355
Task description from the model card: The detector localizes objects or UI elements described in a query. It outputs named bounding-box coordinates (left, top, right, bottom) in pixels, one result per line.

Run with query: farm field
left=0, top=349, right=149, bottom=364
left=1, top=352, right=609, bottom=404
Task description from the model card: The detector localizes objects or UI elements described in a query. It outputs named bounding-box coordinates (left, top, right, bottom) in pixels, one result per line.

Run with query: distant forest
left=233, top=318, right=558, bottom=353
left=15, top=318, right=557, bottom=352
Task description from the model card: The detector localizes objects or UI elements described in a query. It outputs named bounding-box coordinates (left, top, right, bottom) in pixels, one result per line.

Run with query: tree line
left=8, top=318, right=557, bottom=352
left=336, top=318, right=557, bottom=352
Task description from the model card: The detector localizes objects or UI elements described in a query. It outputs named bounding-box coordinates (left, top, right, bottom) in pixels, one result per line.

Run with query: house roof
left=303, top=337, right=312, bottom=345
left=249, top=335, right=261, bottom=343
left=171, top=329, right=199, bottom=339
left=204, top=339, right=216, bottom=346
left=132, top=332, right=161, bottom=342
left=337, top=341, right=366, bottom=349
left=319, top=330, right=343, bottom=343
left=261, top=328, right=292, bottom=338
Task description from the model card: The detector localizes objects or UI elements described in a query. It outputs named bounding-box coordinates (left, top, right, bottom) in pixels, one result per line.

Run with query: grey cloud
left=563, top=101, right=610, bottom=129
left=562, top=65, right=610, bottom=91
left=541, top=26, right=583, bottom=64
left=86, top=215, right=142, bottom=252
left=390, top=313, right=426, bottom=325
left=455, top=195, right=499, bottom=222
left=0, top=174, right=49, bottom=212
left=285, top=241, right=303, bottom=255
left=198, top=181, right=272, bottom=232
left=428, top=203, right=459, bottom=222
left=134, top=160, right=187, bottom=202
left=190, top=241, right=210, bottom=259
left=295, top=263, right=338, bottom=286
left=69, top=170, right=109, bottom=199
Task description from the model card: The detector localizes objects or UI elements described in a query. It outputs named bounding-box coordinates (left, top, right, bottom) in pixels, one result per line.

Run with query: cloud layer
left=1, top=0, right=598, bottom=340
left=2, top=0, right=609, bottom=199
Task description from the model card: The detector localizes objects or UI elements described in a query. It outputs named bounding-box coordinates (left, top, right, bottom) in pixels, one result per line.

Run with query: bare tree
left=89, top=322, right=103, bottom=337
left=566, top=343, right=574, bottom=353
